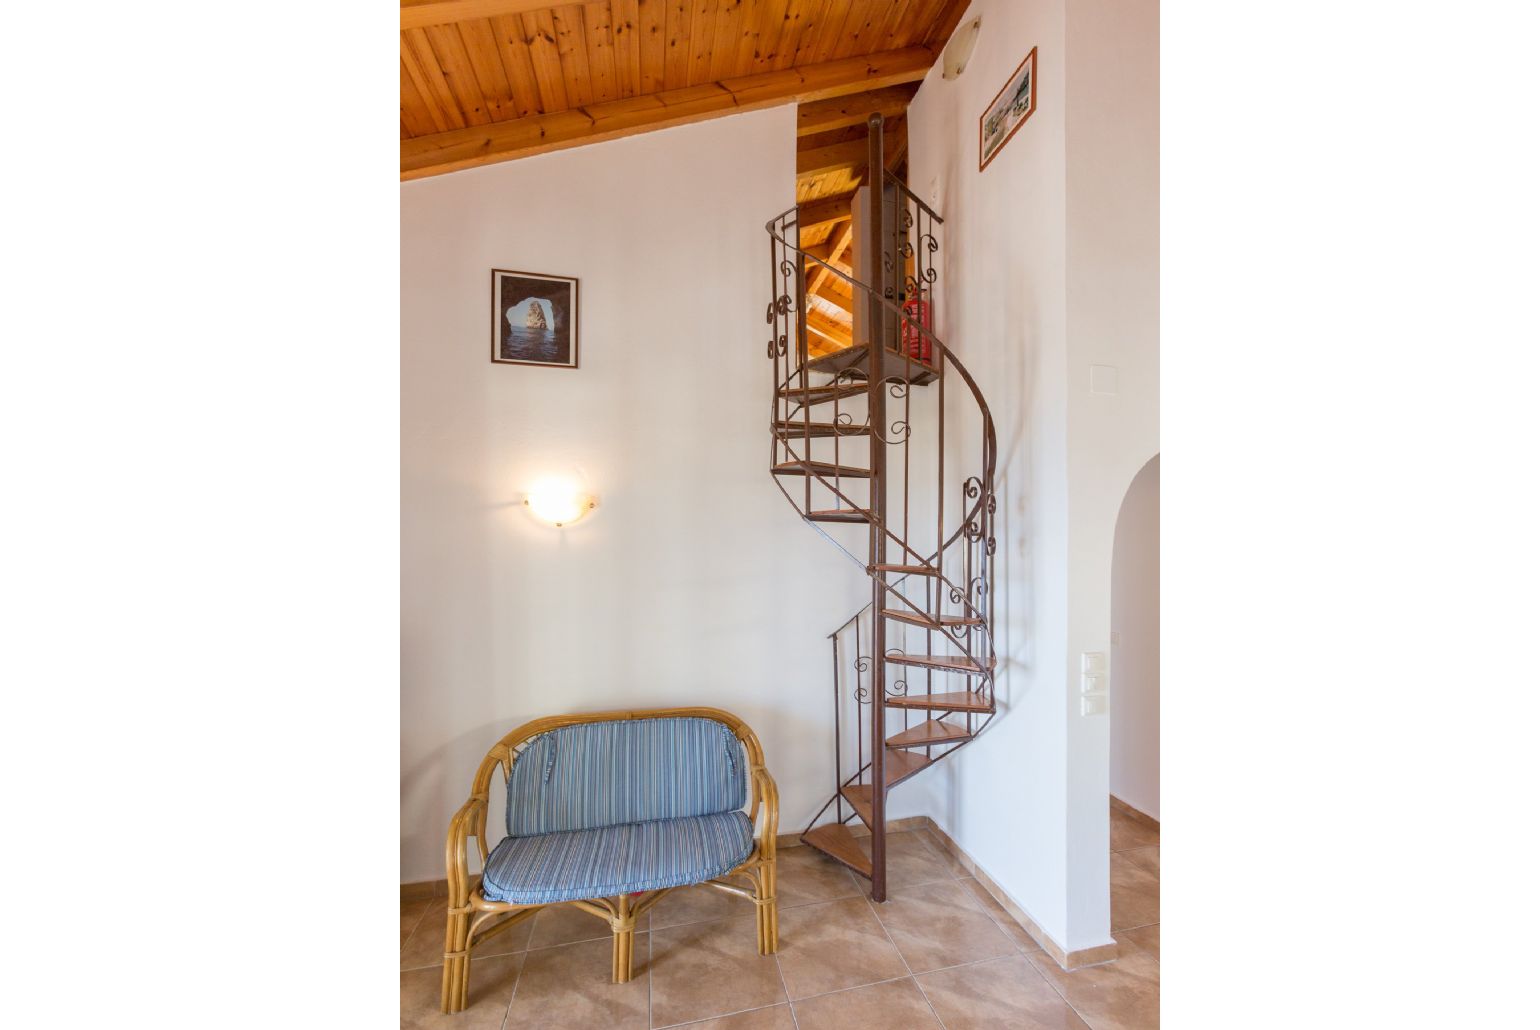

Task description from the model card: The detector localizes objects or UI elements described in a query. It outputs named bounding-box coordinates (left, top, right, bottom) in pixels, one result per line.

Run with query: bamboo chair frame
left=441, top=706, right=779, bottom=1014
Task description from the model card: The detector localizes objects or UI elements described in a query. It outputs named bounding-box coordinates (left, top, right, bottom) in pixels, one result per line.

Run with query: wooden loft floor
left=400, top=0, right=967, bottom=179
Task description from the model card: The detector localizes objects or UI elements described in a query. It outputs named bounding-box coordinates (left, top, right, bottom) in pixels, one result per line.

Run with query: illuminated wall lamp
left=523, top=481, right=598, bottom=528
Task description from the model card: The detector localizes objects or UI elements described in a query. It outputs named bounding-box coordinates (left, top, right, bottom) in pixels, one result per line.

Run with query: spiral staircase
left=765, top=115, right=998, bottom=903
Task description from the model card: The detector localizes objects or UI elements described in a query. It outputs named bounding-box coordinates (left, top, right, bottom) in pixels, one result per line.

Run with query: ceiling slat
left=583, top=2, right=620, bottom=104
left=402, top=29, right=470, bottom=131
left=521, top=10, right=571, bottom=111
left=612, top=0, right=643, bottom=97
left=404, top=43, right=936, bottom=178
left=708, top=0, right=746, bottom=81
left=489, top=14, right=545, bottom=117
left=662, top=0, right=693, bottom=89
left=403, top=0, right=569, bottom=31
left=637, top=0, right=667, bottom=93
left=551, top=5, right=595, bottom=107
left=685, top=0, right=714, bottom=86
left=455, top=19, right=521, bottom=122
left=400, top=58, right=447, bottom=136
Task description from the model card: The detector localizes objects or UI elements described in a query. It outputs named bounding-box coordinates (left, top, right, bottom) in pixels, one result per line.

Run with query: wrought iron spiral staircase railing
left=763, top=115, right=998, bottom=902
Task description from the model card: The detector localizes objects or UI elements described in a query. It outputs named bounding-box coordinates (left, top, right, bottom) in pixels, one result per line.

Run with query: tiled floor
left=402, top=815, right=1159, bottom=1029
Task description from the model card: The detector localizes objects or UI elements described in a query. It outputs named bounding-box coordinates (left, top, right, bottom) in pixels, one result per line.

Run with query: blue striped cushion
left=479, top=811, right=754, bottom=904
left=506, top=717, right=747, bottom=837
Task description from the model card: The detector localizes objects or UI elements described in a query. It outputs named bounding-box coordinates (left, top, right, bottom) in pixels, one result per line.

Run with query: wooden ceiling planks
left=401, top=0, right=970, bottom=178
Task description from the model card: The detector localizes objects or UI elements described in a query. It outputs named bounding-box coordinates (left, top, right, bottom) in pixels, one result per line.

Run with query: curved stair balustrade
left=762, top=118, right=999, bottom=902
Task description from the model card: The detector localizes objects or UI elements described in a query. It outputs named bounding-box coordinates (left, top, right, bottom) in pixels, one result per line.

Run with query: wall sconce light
left=941, top=16, right=981, bottom=80
left=523, top=477, right=597, bottom=528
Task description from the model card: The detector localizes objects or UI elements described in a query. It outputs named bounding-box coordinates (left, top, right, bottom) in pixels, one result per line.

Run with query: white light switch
left=1081, top=695, right=1108, bottom=717
left=1081, top=652, right=1107, bottom=675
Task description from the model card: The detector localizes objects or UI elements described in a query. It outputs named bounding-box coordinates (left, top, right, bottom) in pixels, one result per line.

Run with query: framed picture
left=979, top=46, right=1037, bottom=172
left=491, top=269, right=580, bottom=368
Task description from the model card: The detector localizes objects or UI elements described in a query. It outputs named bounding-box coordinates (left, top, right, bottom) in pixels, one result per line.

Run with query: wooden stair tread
left=772, top=461, right=873, bottom=479
left=886, top=652, right=995, bottom=674
left=885, top=718, right=974, bottom=749
left=841, top=784, right=875, bottom=828
left=871, top=563, right=939, bottom=577
left=778, top=381, right=870, bottom=403
left=807, top=508, right=871, bottom=524
left=801, top=823, right=872, bottom=878
left=881, top=607, right=984, bottom=629
left=839, top=751, right=935, bottom=829
left=887, top=690, right=994, bottom=713
left=804, top=344, right=940, bottom=386
left=771, top=420, right=871, bottom=438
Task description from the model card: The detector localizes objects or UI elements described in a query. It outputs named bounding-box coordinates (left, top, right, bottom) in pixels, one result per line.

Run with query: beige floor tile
left=650, top=917, right=787, bottom=1027
left=915, top=829, right=972, bottom=878
left=959, top=877, right=1046, bottom=954
left=1116, top=924, right=1159, bottom=962
left=870, top=879, right=1016, bottom=973
left=400, top=953, right=520, bottom=1030
left=917, top=954, right=1090, bottom=1029
left=1109, top=808, right=1159, bottom=853
left=651, top=883, right=756, bottom=929
left=791, top=977, right=942, bottom=1030
left=664, top=1004, right=798, bottom=1029
left=776, top=845, right=861, bottom=909
left=1119, top=846, right=1159, bottom=878
left=1026, top=946, right=1160, bottom=1030
left=1109, top=852, right=1159, bottom=933
left=504, top=936, right=650, bottom=1029
left=401, top=901, right=537, bottom=969
left=526, top=900, right=648, bottom=950
left=402, top=897, right=435, bottom=947
left=775, top=897, right=909, bottom=1000
left=884, top=830, right=963, bottom=890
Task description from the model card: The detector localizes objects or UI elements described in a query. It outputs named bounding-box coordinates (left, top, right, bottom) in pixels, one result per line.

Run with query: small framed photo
left=491, top=269, right=580, bottom=369
left=979, top=46, right=1037, bottom=172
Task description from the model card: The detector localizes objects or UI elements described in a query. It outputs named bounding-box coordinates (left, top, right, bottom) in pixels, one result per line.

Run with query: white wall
left=902, top=0, right=1157, bottom=954
left=1111, top=455, right=1159, bottom=820
left=400, top=107, right=868, bottom=883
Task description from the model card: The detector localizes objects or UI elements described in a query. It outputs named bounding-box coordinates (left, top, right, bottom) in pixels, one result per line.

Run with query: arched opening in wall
left=1110, top=454, right=1160, bottom=942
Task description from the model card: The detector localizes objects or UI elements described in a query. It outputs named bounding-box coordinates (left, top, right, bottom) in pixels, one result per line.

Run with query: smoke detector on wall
left=941, top=17, right=982, bottom=80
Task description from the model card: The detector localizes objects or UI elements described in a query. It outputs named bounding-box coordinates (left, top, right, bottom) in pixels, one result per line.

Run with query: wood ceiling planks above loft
left=400, top=0, right=971, bottom=179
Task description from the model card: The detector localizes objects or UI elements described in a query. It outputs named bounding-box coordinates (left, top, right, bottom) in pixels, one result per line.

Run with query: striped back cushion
left=506, top=717, right=747, bottom=837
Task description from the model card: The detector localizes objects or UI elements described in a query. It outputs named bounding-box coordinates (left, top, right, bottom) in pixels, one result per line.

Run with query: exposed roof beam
left=805, top=307, right=852, bottom=348
left=403, top=46, right=936, bottom=179
left=797, top=85, right=918, bottom=136
left=796, top=117, right=905, bottom=178
left=808, top=221, right=855, bottom=300
left=797, top=192, right=857, bottom=234
left=401, top=1, right=556, bottom=31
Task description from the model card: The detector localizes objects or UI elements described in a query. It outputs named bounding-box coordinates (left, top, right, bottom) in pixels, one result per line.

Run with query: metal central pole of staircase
left=865, top=112, right=888, bottom=904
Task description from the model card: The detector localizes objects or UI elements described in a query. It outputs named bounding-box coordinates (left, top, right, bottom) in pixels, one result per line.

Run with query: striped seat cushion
left=479, top=810, right=755, bottom=904
left=506, top=717, right=747, bottom=836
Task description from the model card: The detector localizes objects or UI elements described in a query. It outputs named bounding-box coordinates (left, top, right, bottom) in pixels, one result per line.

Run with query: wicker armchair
left=441, top=706, right=779, bottom=1013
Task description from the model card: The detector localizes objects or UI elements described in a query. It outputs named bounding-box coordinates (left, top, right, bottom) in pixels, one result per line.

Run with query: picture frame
left=491, top=269, right=580, bottom=369
left=979, top=46, right=1038, bottom=172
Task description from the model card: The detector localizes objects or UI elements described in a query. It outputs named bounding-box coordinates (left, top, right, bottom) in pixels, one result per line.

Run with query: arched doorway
left=1112, top=454, right=1159, bottom=820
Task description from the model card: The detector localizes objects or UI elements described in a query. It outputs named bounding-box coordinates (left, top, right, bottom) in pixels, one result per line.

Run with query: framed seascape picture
left=491, top=269, right=580, bottom=369
left=979, top=46, right=1038, bottom=172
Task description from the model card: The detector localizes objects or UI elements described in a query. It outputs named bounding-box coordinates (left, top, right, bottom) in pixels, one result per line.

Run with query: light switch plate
left=1090, top=364, right=1119, bottom=395
left=1081, top=695, right=1108, bottom=717
left=1081, top=652, right=1107, bottom=674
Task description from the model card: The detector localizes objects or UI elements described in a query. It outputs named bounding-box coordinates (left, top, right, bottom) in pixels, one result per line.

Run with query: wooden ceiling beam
left=805, top=307, right=852, bottom=347
left=401, top=1, right=558, bottom=32
left=796, top=116, right=906, bottom=178
left=808, top=220, right=855, bottom=300
left=403, top=46, right=936, bottom=179
left=797, top=84, right=918, bottom=136
left=797, top=191, right=857, bottom=233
